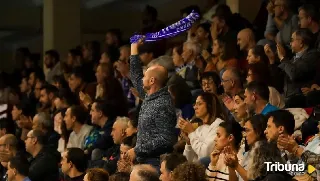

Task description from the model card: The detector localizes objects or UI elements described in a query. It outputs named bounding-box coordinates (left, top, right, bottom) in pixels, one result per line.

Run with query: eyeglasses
left=221, top=79, right=232, bottom=83
left=202, top=80, right=214, bottom=86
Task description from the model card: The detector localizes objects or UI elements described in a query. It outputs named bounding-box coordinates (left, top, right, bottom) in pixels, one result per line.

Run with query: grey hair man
left=130, top=164, right=160, bottom=181
left=32, top=112, right=60, bottom=149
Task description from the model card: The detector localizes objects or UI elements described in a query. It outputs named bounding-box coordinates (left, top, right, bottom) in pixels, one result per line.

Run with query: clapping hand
left=276, top=44, right=286, bottom=61
left=222, top=94, right=235, bottom=111
left=79, top=91, right=92, bottom=107
left=223, top=146, right=239, bottom=168
left=178, top=117, right=195, bottom=134
left=277, top=134, right=298, bottom=153
left=264, top=44, right=275, bottom=64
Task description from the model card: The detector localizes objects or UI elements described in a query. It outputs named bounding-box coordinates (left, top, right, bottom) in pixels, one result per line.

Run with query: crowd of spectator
left=1, top=0, right=320, bottom=180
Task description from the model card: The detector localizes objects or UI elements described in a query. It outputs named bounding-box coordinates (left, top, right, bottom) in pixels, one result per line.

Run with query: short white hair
left=183, top=41, right=201, bottom=56
left=115, top=116, right=130, bottom=129
left=131, top=164, right=158, bottom=181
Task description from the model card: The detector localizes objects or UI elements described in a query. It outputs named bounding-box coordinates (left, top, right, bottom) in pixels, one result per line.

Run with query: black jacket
left=278, top=48, right=320, bottom=98
left=29, top=148, right=60, bottom=181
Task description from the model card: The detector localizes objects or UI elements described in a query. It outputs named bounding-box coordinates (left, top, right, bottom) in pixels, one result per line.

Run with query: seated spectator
left=226, top=115, right=268, bottom=181
left=53, top=88, right=78, bottom=110
left=244, top=81, right=279, bottom=115
left=232, top=91, right=250, bottom=125
left=11, top=103, right=33, bottom=141
left=68, top=67, right=96, bottom=104
left=232, top=140, right=292, bottom=180
left=109, top=172, right=130, bottom=181
left=277, top=29, right=320, bottom=108
left=32, top=112, right=60, bottom=150
left=117, top=135, right=137, bottom=173
left=61, top=148, right=87, bottom=181
left=247, top=63, right=285, bottom=108
left=180, top=41, right=201, bottom=89
left=178, top=92, right=227, bottom=162
left=159, top=153, right=187, bottom=181
left=138, top=43, right=156, bottom=67
left=89, top=117, right=129, bottom=175
left=52, top=75, right=69, bottom=89
left=66, top=48, right=82, bottom=68
left=64, top=106, right=93, bottom=149
left=125, top=118, right=137, bottom=138
left=28, top=68, right=45, bottom=90
left=247, top=45, right=269, bottom=65
left=130, top=164, right=160, bottom=181
left=206, top=121, right=243, bottom=180
left=221, top=68, right=243, bottom=97
left=274, top=0, right=299, bottom=48
left=82, top=41, right=100, bottom=83
left=237, top=28, right=256, bottom=56
left=39, top=84, right=59, bottom=117
left=0, top=134, right=25, bottom=180
left=99, top=46, right=120, bottom=64
left=172, top=162, right=207, bottom=181
left=265, top=110, right=295, bottom=161
left=44, top=50, right=62, bottom=84
left=195, top=23, right=211, bottom=51
left=85, top=101, right=117, bottom=154
left=6, top=156, right=30, bottom=181
left=298, top=4, right=320, bottom=50
left=0, top=118, right=15, bottom=136
left=25, top=130, right=60, bottom=181
left=200, top=71, right=223, bottom=95
left=19, top=76, right=37, bottom=114
left=53, top=109, right=71, bottom=155
left=84, top=168, right=109, bottom=181
left=172, top=44, right=185, bottom=73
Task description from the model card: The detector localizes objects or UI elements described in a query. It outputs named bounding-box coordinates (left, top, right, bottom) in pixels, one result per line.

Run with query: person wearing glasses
left=25, top=130, right=60, bottom=181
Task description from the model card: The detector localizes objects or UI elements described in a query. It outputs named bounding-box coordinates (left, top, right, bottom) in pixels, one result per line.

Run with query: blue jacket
left=130, top=55, right=178, bottom=159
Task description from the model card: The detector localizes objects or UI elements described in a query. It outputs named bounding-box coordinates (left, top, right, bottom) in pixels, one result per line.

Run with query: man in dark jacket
left=126, top=41, right=178, bottom=171
left=277, top=28, right=320, bottom=108
left=25, top=130, right=60, bottom=181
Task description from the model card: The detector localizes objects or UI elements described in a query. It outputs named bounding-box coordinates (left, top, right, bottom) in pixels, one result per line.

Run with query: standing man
left=126, top=40, right=177, bottom=171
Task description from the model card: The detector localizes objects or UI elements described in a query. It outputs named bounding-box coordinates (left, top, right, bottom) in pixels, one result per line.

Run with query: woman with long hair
left=178, top=92, right=228, bottom=162
left=204, top=38, right=238, bottom=75
left=224, top=115, right=291, bottom=181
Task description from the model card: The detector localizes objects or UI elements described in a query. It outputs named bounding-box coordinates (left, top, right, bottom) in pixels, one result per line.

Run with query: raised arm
left=130, top=43, right=146, bottom=98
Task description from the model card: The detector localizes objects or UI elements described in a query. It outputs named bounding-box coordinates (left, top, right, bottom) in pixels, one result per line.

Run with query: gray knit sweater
left=130, top=55, right=178, bottom=160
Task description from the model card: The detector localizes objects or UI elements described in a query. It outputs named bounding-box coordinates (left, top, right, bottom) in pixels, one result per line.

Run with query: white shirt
left=67, top=124, right=93, bottom=149
left=183, top=118, right=224, bottom=162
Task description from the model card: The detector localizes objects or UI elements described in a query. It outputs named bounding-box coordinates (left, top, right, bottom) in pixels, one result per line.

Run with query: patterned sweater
left=130, top=55, right=178, bottom=160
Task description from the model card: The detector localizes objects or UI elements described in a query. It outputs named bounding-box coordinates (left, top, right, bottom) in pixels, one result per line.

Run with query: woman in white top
left=206, top=121, right=244, bottom=181
left=178, top=92, right=227, bottom=162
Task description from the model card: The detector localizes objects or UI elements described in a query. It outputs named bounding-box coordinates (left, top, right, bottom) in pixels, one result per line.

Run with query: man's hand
left=277, top=44, right=286, bottom=61
left=131, top=38, right=144, bottom=55
left=264, top=44, right=275, bottom=64
left=0, top=150, right=13, bottom=162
